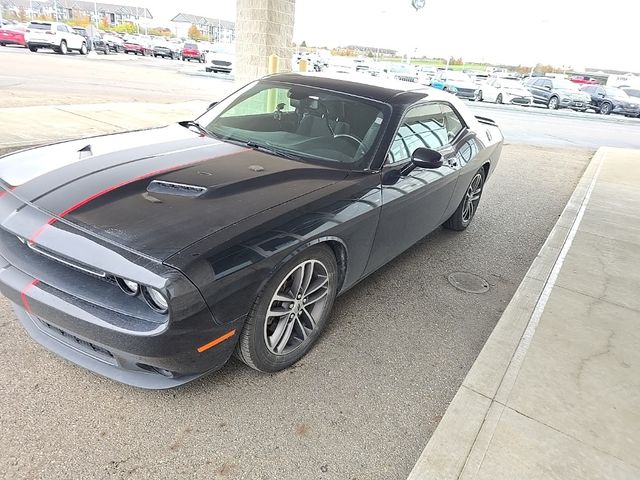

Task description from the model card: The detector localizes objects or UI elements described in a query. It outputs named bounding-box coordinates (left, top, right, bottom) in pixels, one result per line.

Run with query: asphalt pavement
left=0, top=46, right=604, bottom=479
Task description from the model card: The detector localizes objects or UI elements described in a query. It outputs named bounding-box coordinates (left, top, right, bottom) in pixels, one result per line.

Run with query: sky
left=136, top=0, right=640, bottom=72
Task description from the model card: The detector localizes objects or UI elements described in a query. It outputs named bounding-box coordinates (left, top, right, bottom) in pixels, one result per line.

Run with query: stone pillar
left=235, top=0, right=296, bottom=84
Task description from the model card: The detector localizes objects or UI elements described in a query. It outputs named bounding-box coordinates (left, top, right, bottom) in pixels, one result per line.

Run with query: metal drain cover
left=448, top=272, right=490, bottom=294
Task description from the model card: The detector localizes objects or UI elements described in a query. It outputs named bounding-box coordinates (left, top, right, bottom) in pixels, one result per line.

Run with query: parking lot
left=0, top=47, right=635, bottom=479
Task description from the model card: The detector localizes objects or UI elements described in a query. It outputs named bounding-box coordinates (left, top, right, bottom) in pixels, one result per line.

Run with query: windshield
left=603, top=87, right=628, bottom=98
left=624, top=89, right=640, bottom=98
left=28, top=22, right=51, bottom=30
left=198, top=81, right=387, bottom=166
left=391, top=64, right=414, bottom=74
left=552, top=79, right=579, bottom=90
left=500, top=79, right=523, bottom=89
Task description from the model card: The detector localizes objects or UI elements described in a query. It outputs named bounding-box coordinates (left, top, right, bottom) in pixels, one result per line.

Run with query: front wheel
left=496, top=93, right=503, bottom=104
left=476, top=90, right=483, bottom=102
left=443, top=168, right=486, bottom=231
left=79, top=42, right=87, bottom=55
left=28, top=45, right=38, bottom=52
left=235, top=244, right=338, bottom=372
left=548, top=96, right=559, bottom=110
left=58, top=40, right=68, bottom=55
left=600, top=102, right=612, bottom=115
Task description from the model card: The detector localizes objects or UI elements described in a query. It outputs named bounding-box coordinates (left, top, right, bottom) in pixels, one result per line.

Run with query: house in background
left=171, top=13, right=234, bottom=43
left=0, top=0, right=152, bottom=26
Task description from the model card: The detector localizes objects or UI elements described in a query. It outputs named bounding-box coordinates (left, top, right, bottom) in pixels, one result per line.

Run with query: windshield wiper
left=243, top=141, right=306, bottom=161
left=179, top=120, right=213, bottom=137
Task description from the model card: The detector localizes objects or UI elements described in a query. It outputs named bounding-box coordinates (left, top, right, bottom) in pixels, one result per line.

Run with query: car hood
left=504, top=87, right=531, bottom=96
left=0, top=125, right=348, bottom=260
left=448, top=80, right=477, bottom=89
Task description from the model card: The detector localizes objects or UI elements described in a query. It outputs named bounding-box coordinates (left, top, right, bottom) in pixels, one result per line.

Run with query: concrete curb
left=406, top=147, right=607, bottom=480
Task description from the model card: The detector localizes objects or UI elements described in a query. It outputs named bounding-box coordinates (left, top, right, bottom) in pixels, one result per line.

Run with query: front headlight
left=117, top=278, right=139, bottom=296
left=143, top=287, right=168, bottom=313
left=448, top=85, right=458, bottom=93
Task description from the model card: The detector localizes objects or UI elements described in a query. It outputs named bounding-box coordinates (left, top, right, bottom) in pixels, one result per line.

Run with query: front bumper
left=453, top=88, right=478, bottom=100
left=612, top=105, right=640, bottom=116
left=0, top=200, right=242, bottom=388
left=560, top=98, right=588, bottom=110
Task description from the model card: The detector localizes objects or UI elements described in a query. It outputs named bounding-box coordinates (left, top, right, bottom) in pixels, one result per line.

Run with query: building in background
left=0, top=0, right=151, bottom=27
left=171, top=13, right=234, bottom=42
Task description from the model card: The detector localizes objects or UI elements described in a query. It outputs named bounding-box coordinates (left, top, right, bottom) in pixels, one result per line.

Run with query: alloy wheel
left=549, top=97, right=558, bottom=109
left=264, top=259, right=330, bottom=355
left=462, top=173, right=483, bottom=223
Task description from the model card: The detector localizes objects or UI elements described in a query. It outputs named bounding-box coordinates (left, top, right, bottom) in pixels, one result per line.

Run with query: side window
left=441, top=105, right=464, bottom=142
left=582, top=86, right=594, bottom=94
left=387, top=104, right=449, bottom=164
left=57, top=24, right=66, bottom=32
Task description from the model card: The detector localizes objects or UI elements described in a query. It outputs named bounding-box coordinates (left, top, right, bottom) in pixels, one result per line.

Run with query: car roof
left=265, top=72, right=438, bottom=103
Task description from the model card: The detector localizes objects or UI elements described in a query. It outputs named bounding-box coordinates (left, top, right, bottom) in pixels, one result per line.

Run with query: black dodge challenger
left=0, top=73, right=502, bottom=388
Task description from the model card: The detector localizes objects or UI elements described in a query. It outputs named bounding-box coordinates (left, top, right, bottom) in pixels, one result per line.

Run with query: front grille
left=512, top=97, right=531, bottom=105
left=34, top=315, right=116, bottom=364
left=211, top=60, right=231, bottom=66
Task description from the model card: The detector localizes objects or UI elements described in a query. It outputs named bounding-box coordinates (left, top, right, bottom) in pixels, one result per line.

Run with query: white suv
left=25, top=21, right=87, bottom=55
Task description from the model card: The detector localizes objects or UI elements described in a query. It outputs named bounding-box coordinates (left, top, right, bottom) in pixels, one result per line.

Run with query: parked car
left=0, top=73, right=502, bottom=388
left=25, top=21, right=87, bottom=55
left=123, top=39, right=152, bottom=56
left=374, top=62, right=418, bottom=83
left=152, top=41, right=177, bottom=59
left=569, top=75, right=598, bottom=85
left=102, top=33, right=124, bottom=53
left=416, top=65, right=437, bottom=85
left=91, top=34, right=111, bottom=55
left=430, top=70, right=479, bottom=100
left=478, top=78, right=533, bottom=105
left=525, top=77, right=590, bottom=110
left=181, top=42, right=204, bottom=62
left=0, top=25, right=26, bottom=47
left=204, top=43, right=235, bottom=74
left=581, top=85, right=640, bottom=116
left=622, top=87, right=640, bottom=110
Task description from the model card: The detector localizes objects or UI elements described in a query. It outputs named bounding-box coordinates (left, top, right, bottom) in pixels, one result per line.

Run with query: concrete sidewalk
left=408, top=147, right=640, bottom=479
left=0, top=101, right=208, bottom=150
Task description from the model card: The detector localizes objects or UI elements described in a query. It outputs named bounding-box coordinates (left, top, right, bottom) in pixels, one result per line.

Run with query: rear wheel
left=28, top=45, right=38, bottom=52
left=58, top=40, right=67, bottom=55
left=443, top=168, right=485, bottom=231
left=235, top=244, right=338, bottom=372
left=476, top=90, right=483, bottom=102
left=79, top=42, right=87, bottom=55
left=496, top=93, right=503, bottom=104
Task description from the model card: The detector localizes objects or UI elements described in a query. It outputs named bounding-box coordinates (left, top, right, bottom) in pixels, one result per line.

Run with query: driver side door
left=365, top=102, right=463, bottom=273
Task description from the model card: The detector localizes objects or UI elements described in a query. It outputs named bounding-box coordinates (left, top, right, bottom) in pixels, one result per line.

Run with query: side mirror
left=401, top=148, right=443, bottom=175
left=207, top=101, right=218, bottom=110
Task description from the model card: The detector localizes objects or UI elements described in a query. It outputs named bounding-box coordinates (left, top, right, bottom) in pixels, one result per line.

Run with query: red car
left=181, top=42, right=204, bottom=62
left=123, top=41, right=151, bottom=56
left=569, top=75, right=599, bottom=85
left=0, top=27, right=26, bottom=47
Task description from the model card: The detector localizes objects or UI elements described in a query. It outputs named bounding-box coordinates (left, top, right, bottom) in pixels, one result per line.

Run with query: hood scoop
left=147, top=180, right=207, bottom=197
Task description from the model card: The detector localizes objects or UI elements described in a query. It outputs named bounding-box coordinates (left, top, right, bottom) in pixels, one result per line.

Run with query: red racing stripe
left=28, top=149, right=247, bottom=244
left=20, top=279, right=40, bottom=314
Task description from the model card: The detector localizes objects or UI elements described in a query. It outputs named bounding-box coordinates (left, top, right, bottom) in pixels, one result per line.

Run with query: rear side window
left=28, top=22, right=51, bottom=30
left=57, top=24, right=67, bottom=32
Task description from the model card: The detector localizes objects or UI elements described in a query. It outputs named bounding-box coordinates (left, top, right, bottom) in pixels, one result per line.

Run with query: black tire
left=0, top=43, right=5, bottom=47
left=496, top=93, right=503, bottom=104
left=58, top=40, right=67, bottom=55
left=476, top=90, right=483, bottom=102
left=79, top=42, right=87, bottom=55
left=548, top=96, right=559, bottom=110
left=28, top=46, right=38, bottom=52
left=600, top=102, right=612, bottom=115
left=443, top=167, right=486, bottom=231
left=235, top=244, right=339, bottom=372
